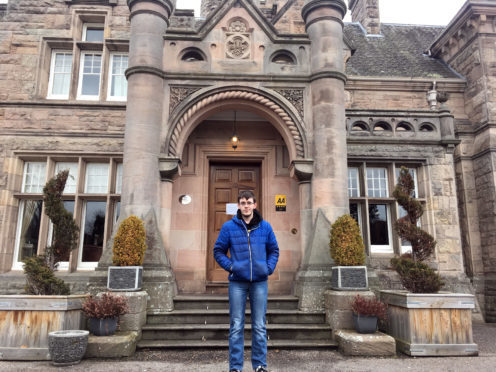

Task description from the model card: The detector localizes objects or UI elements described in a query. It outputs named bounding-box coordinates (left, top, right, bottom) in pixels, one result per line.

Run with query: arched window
left=396, top=122, right=413, bottom=132
left=351, top=121, right=369, bottom=132
left=419, top=123, right=435, bottom=132
left=180, top=48, right=206, bottom=62
left=373, top=121, right=392, bottom=132
left=271, top=50, right=296, bottom=65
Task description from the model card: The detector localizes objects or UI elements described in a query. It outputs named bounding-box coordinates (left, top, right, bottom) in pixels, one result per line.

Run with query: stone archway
left=164, top=88, right=307, bottom=161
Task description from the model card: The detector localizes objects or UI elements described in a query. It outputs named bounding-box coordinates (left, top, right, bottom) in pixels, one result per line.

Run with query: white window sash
left=369, top=204, right=394, bottom=254
left=366, top=167, right=389, bottom=198
left=82, top=23, right=104, bottom=42
left=107, top=54, right=128, bottom=101
left=22, top=162, right=46, bottom=193
left=77, top=52, right=102, bottom=100
left=115, top=163, right=123, bottom=194
left=348, top=167, right=360, bottom=197
left=55, top=162, right=78, bottom=194
left=84, top=163, right=109, bottom=193
left=47, top=50, right=73, bottom=100
left=12, top=200, right=42, bottom=270
left=77, top=202, right=99, bottom=270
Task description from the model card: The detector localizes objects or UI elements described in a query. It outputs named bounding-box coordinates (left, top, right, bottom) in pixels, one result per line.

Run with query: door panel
left=207, top=163, right=260, bottom=282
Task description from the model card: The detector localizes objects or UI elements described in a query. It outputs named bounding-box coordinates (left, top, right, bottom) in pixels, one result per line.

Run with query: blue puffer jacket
left=214, top=210, right=279, bottom=282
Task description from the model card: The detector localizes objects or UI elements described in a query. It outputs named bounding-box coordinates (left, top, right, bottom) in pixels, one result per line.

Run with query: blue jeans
left=229, top=280, right=268, bottom=371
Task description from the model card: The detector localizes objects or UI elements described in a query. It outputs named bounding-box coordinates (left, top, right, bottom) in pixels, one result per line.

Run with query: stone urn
left=48, top=330, right=89, bottom=366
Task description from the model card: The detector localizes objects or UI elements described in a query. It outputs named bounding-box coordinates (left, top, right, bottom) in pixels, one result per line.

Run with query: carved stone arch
left=165, top=88, right=308, bottom=161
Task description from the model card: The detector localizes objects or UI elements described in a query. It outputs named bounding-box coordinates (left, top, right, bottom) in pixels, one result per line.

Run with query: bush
left=330, top=214, right=365, bottom=266
left=43, top=170, right=79, bottom=269
left=391, top=167, right=442, bottom=293
left=351, top=295, right=387, bottom=320
left=23, top=255, right=70, bottom=295
left=82, top=292, right=129, bottom=319
left=391, top=256, right=444, bottom=293
left=112, top=215, right=147, bottom=266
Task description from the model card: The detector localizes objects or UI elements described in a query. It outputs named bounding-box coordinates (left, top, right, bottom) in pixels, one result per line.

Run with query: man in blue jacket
left=214, top=190, right=279, bottom=372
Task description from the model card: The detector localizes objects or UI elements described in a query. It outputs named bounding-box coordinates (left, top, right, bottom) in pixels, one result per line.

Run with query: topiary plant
left=391, top=167, right=443, bottom=293
left=112, top=215, right=147, bottom=266
left=330, top=214, right=366, bottom=266
left=23, top=170, right=79, bottom=295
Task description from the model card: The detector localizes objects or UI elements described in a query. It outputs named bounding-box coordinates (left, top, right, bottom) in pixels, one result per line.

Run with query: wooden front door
left=207, top=163, right=261, bottom=282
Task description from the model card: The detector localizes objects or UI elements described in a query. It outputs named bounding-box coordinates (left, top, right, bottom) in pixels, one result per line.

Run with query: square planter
left=380, top=290, right=478, bottom=356
left=107, top=266, right=143, bottom=291
left=331, top=266, right=368, bottom=290
left=0, top=294, right=88, bottom=360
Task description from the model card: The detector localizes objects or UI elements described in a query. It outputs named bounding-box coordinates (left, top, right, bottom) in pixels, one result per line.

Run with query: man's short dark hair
left=238, top=190, right=256, bottom=203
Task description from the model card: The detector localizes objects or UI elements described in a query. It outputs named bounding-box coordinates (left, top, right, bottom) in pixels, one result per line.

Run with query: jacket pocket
left=253, top=260, right=269, bottom=281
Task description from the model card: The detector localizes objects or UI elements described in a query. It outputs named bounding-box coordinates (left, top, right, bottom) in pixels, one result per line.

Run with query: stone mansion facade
left=0, top=0, right=495, bottom=321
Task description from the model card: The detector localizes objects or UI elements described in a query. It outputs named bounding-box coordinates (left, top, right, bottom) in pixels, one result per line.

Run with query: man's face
left=238, top=197, right=256, bottom=218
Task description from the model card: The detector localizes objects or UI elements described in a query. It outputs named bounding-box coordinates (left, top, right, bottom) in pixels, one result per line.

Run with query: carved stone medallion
left=169, top=86, right=202, bottom=113
left=225, top=18, right=250, bottom=59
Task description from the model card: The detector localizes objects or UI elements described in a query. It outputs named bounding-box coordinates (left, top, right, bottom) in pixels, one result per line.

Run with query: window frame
left=77, top=51, right=103, bottom=100
left=47, top=50, right=73, bottom=100
left=107, top=53, right=128, bottom=101
left=82, top=23, right=105, bottom=42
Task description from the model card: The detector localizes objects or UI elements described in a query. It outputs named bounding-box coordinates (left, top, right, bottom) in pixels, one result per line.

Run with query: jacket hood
left=235, top=208, right=263, bottom=229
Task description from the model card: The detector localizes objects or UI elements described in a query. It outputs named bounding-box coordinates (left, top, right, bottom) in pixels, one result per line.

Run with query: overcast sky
left=176, top=0, right=467, bottom=26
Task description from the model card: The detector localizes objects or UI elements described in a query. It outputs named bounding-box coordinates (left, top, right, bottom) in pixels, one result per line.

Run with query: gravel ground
left=1, top=322, right=495, bottom=372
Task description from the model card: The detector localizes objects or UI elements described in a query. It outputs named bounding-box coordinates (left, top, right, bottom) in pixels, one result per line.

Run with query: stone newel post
left=295, top=0, right=349, bottom=311
left=99, top=0, right=176, bottom=312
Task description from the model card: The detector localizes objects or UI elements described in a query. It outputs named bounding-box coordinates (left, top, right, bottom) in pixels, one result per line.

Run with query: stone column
left=98, top=0, right=176, bottom=312
left=296, top=0, right=348, bottom=311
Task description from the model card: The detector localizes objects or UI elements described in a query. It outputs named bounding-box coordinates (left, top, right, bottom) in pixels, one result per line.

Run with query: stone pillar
left=296, top=0, right=348, bottom=311
left=97, top=0, right=176, bottom=312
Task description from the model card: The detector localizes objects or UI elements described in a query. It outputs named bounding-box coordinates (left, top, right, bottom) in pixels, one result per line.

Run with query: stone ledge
left=84, top=331, right=138, bottom=358
left=335, top=330, right=396, bottom=356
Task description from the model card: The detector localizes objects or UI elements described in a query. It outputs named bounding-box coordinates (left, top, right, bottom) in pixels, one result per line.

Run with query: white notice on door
left=226, top=203, right=238, bottom=215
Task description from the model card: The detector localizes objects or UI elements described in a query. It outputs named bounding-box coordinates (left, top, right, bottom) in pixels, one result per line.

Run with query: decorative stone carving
left=226, top=34, right=250, bottom=59
left=168, top=90, right=305, bottom=158
left=275, top=88, right=304, bottom=118
left=169, top=86, right=202, bottom=113
left=289, top=159, right=313, bottom=183
left=226, top=18, right=250, bottom=59
left=228, top=19, right=247, bottom=33
left=159, top=157, right=181, bottom=182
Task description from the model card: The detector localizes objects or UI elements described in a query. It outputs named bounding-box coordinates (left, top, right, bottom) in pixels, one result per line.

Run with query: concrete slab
left=335, top=329, right=396, bottom=356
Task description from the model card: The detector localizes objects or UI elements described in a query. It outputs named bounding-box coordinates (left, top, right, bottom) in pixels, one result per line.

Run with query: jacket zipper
left=247, top=229, right=252, bottom=282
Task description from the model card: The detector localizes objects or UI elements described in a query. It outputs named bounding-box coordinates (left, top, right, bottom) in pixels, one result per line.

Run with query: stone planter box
left=331, top=266, right=368, bottom=290
left=108, top=266, right=143, bottom=291
left=380, top=290, right=478, bottom=356
left=0, top=294, right=88, bottom=360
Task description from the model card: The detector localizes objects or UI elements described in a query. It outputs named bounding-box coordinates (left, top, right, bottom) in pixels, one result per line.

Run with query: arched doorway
left=164, top=89, right=308, bottom=294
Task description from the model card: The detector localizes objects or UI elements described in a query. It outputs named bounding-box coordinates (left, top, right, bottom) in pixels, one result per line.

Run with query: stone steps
left=137, top=295, right=335, bottom=350
left=146, top=309, right=325, bottom=324
left=138, top=339, right=337, bottom=349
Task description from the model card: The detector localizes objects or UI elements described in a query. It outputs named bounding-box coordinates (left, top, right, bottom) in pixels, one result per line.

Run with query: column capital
left=127, top=0, right=174, bottom=18
left=289, top=159, right=314, bottom=183
left=159, top=156, right=181, bottom=182
left=302, top=0, right=347, bottom=23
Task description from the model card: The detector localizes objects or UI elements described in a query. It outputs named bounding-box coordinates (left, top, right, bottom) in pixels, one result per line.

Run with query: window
left=271, top=50, right=296, bottom=65
left=85, top=163, right=109, bottom=193
left=83, top=23, right=104, bottom=42
left=47, top=51, right=73, bottom=99
left=348, top=163, right=424, bottom=255
left=22, top=162, right=46, bottom=193
left=108, top=54, right=128, bottom=100
left=12, top=157, right=122, bottom=270
left=77, top=52, right=102, bottom=100
left=55, top=162, right=78, bottom=193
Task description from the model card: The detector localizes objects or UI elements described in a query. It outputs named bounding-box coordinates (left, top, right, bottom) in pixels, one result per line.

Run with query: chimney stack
left=349, top=0, right=380, bottom=34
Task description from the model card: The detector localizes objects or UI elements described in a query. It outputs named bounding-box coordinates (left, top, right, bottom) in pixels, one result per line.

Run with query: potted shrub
left=329, top=214, right=367, bottom=290
left=82, top=292, right=129, bottom=336
left=0, top=170, right=87, bottom=361
left=380, top=167, right=478, bottom=356
left=108, top=215, right=147, bottom=291
left=350, top=294, right=387, bottom=334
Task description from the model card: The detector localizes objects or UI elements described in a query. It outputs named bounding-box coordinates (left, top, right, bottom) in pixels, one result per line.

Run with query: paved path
left=1, top=322, right=495, bottom=371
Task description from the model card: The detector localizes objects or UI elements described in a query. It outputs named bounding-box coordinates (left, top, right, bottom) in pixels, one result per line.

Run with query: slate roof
left=344, top=23, right=461, bottom=79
